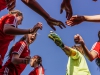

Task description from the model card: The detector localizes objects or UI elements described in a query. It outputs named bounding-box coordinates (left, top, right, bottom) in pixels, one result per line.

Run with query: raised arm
left=3, top=22, right=42, bottom=35
left=48, top=31, right=76, bottom=56
left=66, top=15, right=100, bottom=26
left=75, top=34, right=98, bottom=61
left=21, top=0, right=66, bottom=31
left=60, top=0, right=73, bottom=20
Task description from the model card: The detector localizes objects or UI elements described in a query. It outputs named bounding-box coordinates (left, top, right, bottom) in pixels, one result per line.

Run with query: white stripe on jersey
left=17, top=42, right=26, bottom=56
left=91, top=42, right=97, bottom=50
left=3, top=67, right=9, bottom=75
left=39, top=67, right=44, bottom=75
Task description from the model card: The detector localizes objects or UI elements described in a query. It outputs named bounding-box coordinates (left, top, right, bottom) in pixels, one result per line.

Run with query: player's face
left=74, top=35, right=79, bottom=44
left=30, top=58, right=37, bottom=67
left=16, top=16, right=23, bottom=25
left=27, top=33, right=37, bottom=44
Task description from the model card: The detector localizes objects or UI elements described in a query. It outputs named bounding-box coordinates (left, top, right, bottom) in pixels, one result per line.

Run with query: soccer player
left=0, top=28, right=41, bottom=75
left=29, top=55, right=44, bottom=75
left=0, top=9, right=42, bottom=68
left=48, top=32, right=91, bottom=75
left=74, top=31, right=100, bottom=68
left=0, top=0, right=16, bottom=11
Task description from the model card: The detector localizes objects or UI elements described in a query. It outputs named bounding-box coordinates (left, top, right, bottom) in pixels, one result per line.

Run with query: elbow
left=88, top=57, right=94, bottom=62
left=89, top=59, right=94, bottom=62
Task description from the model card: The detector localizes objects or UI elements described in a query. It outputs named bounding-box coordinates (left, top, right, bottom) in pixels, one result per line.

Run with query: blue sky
left=0, top=0, right=100, bottom=75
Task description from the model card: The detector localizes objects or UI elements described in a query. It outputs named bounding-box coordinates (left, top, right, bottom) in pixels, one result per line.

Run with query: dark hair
left=95, top=58, right=100, bottom=68
left=98, top=31, right=100, bottom=41
left=72, top=45, right=84, bottom=55
left=7, top=36, right=26, bottom=57
left=33, top=55, right=43, bottom=67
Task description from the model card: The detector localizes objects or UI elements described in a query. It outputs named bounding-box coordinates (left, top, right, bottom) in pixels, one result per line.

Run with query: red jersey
left=0, top=40, right=30, bottom=75
left=0, top=0, right=7, bottom=11
left=0, top=14, right=17, bottom=66
left=29, top=66, right=45, bottom=75
left=91, top=42, right=100, bottom=58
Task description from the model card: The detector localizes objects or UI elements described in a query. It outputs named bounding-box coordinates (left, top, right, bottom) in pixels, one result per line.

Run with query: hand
left=93, top=0, right=97, bottom=2
left=75, top=34, right=84, bottom=45
left=66, top=15, right=84, bottom=26
left=5, top=0, right=16, bottom=11
left=30, top=22, right=42, bottom=33
left=48, top=31, right=64, bottom=48
left=24, top=56, right=31, bottom=64
left=46, top=17, right=66, bottom=31
left=60, top=0, right=73, bottom=20
left=34, top=22, right=42, bottom=30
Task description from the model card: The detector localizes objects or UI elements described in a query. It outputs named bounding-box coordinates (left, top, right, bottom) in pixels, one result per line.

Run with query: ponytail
left=95, top=58, right=100, bottom=68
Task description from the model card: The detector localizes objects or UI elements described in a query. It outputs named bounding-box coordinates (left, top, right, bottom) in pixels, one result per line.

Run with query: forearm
left=4, top=26, right=30, bottom=35
left=11, top=57, right=25, bottom=64
left=62, top=45, right=76, bottom=56
left=83, top=15, right=100, bottom=22
left=81, top=44, right=94, bottom=61
left=21, top=0, right=50, bottom=19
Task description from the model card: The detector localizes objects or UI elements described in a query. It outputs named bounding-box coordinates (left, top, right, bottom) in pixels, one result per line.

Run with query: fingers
left=38, top=22, right=42, bottom=30
left=66, top=15, right=79, bottom=26
left=60, top=8, right=63, bottom=14
left=6, top=0, right=16, bottom=11
left=66, top=10, right=73, bottom=20
left=6, top=0, right=15, bottom=5
left=7, top=3, right=15, bottom=11
left=49, top=24, right=56, bottom=31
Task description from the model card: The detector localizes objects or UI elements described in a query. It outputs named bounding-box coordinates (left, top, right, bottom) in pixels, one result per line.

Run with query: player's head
left=74, top=35, right=79, bottom=44
left=8, top=33, right=37, bottom=57
left=9, top=10, right=23, bottom=25
left=25, top=33, right=37, bottom=44
left=98, top=31, right=100, bottom=40
left=73, top=35, right=84, bottom=55
left=30, top=55, right=42, bottom=67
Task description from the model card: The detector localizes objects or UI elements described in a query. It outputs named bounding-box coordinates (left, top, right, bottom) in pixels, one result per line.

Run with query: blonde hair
left=9, top=10, right=23, bottom=17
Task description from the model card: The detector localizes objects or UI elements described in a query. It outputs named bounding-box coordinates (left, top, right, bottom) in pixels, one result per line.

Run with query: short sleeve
left=38, top=66, right=44, bottom=75
left=12, top=41, right=26, bottom=56
left=70, top=48, right=80, bottom=59
left=91, top=42, right=100, bottom=57
left=4, top=15, right=17, bottom=27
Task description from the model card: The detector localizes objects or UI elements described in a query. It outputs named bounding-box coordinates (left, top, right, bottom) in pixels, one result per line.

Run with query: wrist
left=29, top=28, right=33, bottom=34
left=60, top=43, right=65, bottom=49
left=80, top=16, right=86, bottom=21
left=81, top=42, right=85, bottom=46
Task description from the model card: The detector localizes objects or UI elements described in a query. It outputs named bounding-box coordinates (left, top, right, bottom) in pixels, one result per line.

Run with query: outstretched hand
left=46, top=17, right=66, bottom=31
left=66, top=15, right=84, bottom=26
left=48, top=31, right=64, bottom=48
left=6, top=0, right=16, bottom=11
left=34, top=22, right=43, bottom=30
left=60, top=0, right=73, bottom=20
